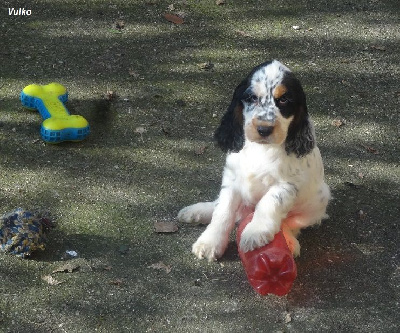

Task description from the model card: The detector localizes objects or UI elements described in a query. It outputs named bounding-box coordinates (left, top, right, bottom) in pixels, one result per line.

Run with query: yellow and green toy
left=20, top=83, right=90, bottom=143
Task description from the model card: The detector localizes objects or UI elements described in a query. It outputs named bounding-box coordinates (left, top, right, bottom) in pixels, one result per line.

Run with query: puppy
left=178, top=60, right=330, bottom=261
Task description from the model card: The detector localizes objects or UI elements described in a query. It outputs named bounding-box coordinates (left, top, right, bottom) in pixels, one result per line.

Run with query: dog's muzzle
left=252, top=118, right=274, bottom=137
left=257, top=125, right=274, bottom=137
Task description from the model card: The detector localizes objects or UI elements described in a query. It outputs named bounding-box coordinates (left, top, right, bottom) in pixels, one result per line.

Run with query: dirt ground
left=0, top=0, right=399, bottom=332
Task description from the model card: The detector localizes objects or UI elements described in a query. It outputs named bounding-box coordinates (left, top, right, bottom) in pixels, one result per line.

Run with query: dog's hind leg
left=177, top=201, right=216, bottom=225
left=282, top=225, right=301, bottom=257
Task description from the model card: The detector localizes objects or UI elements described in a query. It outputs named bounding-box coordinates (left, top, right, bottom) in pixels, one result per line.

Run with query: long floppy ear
left=284, top=82, right=315, bottom=157
left=214, top=79, right=248, bottom=152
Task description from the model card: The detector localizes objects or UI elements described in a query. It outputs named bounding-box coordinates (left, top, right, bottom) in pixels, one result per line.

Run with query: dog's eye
left=244, top=94, right=259, bottom=104
left=242, top=88, right=259, bottom=104
left=276, top=95, right=289, bottom=107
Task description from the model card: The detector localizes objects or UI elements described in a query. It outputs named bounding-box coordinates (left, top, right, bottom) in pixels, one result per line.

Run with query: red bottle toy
left=236, top=213, right=297, bottom=296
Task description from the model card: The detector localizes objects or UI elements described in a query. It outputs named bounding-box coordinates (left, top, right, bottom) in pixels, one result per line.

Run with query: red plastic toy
left=237, top=212, right=297, bottom=296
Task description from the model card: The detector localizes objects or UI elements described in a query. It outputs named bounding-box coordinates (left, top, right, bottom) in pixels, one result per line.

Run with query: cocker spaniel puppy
left=178, top=60, right=330, bottom=261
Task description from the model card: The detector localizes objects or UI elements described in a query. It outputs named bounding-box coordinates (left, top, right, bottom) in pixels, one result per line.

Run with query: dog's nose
left=257, top=126, right=274, bottom=137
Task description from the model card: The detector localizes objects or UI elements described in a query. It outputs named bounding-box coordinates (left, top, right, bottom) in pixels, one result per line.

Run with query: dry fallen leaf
left=134, top=127, right=147, bottom=135
left=52, top=261, right=80, bottom=274
left=162, top=127, right=171, bottom=136
left=195, top=145, right=207, bottom=155
left=109, top=279, right=123, bottom=286
left=154, top=221, right=179, bottom=233
left=344, top=181, right=361, bottom=189
left=363, top=145, right=379, bottom=154
left=164, top=13, right=184, bottom=24
left=115, top=20, right=125, bottom=30
left=128, top=68, right=140, bottom=78
left=147, top=261, right=172, bottom=273
left=370, top=45, right=386, bottom=51
left=105, top=90, right=117, bottom=101
left=284, top=312, right=292, bottom=324
left=216, top=0, right=226, bottom=5
left=352, top=243, right=385, bottom=255
left=135, top=126, right=147, bottom=142
left=197, top=62, right=214, bottom=70
left=332, top=119, right=345, bottom=127
left=42, top=275, right=63, bottom=285
left=358, top=209, right=367, bottom=220
left=236, top=30, right=252, bottom=37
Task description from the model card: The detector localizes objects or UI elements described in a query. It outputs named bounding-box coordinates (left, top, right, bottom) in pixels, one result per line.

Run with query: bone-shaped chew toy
left=20, top=83, right=89, bottom=143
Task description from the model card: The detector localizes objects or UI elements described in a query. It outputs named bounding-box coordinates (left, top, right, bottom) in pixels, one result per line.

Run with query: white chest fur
left=222, top=142, right=323, bottom=207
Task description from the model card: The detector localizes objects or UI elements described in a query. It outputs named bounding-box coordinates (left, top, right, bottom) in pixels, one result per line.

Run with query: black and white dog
left=178, top=60, right=330, bottom=261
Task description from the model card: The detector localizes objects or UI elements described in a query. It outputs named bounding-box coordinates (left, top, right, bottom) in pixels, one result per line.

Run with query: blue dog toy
left=20, top=83, right=90, bottom=143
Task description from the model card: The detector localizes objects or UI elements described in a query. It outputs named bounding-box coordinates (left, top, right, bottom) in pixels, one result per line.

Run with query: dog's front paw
left=177, top=202, right=214, bottom=225
left=192, top=229, right=227, bottom=261
left=239, top=220, right=278, bottom=253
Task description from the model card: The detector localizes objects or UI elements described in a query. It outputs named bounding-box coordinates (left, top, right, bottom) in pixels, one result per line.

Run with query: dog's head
left=214, top=60, right=315, bottom=157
